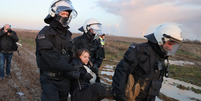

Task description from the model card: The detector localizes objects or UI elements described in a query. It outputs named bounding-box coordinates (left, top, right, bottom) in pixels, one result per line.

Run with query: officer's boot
left=125, top=74, right=140, bottom=101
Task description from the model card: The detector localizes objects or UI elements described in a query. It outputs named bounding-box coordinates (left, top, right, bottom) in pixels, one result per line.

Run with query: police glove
left=80, top=72, right=93, bottom=81
left=114, top=94, right=127, bottom=101
left=91, top=64, right=99, bottom=75
left=71, top=58, right=83, bottom=71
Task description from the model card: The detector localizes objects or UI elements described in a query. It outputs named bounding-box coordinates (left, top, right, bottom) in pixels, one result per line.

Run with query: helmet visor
left=52, top=0, right=78, bottom=18
left=89, top=23, right=102, bottom=35
left=163, top=40, right=182, bottom=56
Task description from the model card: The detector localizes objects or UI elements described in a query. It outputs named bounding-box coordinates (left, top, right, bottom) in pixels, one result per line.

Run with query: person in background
left=72, top=18, right=104, bottom=83
left=0, top=24, right=19, bottom=81
left=35, top=0, right=79, bottom=101
left=98, top=34, right=106, bottom=59
left=112, top=23, right=183, bottom=101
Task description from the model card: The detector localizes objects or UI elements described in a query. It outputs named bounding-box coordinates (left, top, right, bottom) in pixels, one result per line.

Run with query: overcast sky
left=0, top=0, right=201, bottom=40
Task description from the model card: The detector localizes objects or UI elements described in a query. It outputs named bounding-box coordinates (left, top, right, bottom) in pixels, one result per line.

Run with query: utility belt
left=40, top=70, right=64, bottom=78
left=0, top=50, right=13, bottom=54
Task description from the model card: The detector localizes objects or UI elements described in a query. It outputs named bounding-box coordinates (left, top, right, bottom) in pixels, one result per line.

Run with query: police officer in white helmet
left=35, top=0, right=80, bottom=101
left=72, top=18, right=104, bottom=83
left=112, top=23, right=183, bottom=101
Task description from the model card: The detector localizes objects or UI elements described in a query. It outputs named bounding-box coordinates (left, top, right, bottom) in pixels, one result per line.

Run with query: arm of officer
left=94, top=41, right=103, bottom=67
left=37, top=33, right=75, bottom=72
left=112, top=44, right=139, bottom=99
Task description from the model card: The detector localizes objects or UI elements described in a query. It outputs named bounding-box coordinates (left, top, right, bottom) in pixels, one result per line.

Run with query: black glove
left=71, top=58, right=83, bottom=71
left=63, top=71, right=80, bottom=79
left=114, top=94, right=127, bottom=101
left=80, top=72, right=93, bottom=81
left=91, top=64, right=99, bottom=75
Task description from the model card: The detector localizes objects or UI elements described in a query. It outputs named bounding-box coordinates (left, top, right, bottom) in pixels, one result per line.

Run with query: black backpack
left=13, top=42, right=20, bottom=55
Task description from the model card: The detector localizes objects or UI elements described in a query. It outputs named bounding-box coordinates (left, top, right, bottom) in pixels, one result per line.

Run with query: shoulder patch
left=129, top=44, right=137, bottom=49
left=38, top=34, right=45, bottom=40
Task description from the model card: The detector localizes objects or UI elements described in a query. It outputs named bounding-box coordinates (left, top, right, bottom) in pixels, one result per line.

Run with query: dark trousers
left=71, top=83, right=113, bottom=101
left=40, top=75, right=70, bottom=101
left=0, top=52, right=13, bottom=79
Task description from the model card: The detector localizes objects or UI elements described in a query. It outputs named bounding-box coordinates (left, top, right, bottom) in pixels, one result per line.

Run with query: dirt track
left=0, top=43, right=41, bottom=101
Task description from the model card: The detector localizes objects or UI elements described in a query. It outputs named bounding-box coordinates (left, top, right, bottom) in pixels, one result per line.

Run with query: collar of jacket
left=49, top=19, right=69, bottom=36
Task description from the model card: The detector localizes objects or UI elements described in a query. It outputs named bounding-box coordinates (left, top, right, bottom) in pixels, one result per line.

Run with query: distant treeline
left=183, top=39, right=201, bottom=44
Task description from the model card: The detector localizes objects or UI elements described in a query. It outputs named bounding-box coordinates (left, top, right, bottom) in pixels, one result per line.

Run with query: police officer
left=72, top=18, right=104, bottom=83
left=35, top=0, right=79, bottom=101
left=112, top=23, right=183, bottom=101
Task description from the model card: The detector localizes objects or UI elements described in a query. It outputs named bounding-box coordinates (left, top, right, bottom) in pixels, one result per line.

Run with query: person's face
left=79, top=51, right=90, bottom=65
left=59, top=11, right=69, bottom=17
left=4, top=24, right=10, bottom=30
left=89, top=29, right=95, bottom=34
left=163, top=41, right=175, bottom=51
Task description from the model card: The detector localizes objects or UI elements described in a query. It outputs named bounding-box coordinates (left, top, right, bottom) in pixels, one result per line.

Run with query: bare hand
left=7, top=33, right=11, bottom=36
left=3, top=24, right=10, bottom=33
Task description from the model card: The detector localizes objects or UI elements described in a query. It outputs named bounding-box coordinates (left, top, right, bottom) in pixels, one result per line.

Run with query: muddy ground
left=0, top=41, right=199, bottom=101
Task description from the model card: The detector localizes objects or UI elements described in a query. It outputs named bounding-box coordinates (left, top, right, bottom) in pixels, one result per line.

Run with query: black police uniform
left=72, top=33, right=103, bottom=82
left=35, top=19, right=76, bottom=101
left=68, top=58, right=113, bottom=101
left=112, top=33, right=168, bottom=101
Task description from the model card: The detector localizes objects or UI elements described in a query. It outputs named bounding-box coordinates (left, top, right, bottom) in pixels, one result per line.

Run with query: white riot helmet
left=154, top=23, right=183, bottom=56
left=44, top=0, right=78, bottom=26
left=78, top=18, right=102, bottom=40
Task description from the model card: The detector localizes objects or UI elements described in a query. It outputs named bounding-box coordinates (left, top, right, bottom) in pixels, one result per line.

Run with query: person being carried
left=65, top=48, right=114, bottom=101
left=0, top=24, right=19, bottom=81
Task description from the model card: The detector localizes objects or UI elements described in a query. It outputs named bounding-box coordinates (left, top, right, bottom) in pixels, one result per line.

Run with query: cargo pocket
left=148, top=80, right=162, bottom=96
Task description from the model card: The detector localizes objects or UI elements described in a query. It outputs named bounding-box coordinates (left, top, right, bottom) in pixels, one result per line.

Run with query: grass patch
left=19, top=37, right=35, bottom=46
left=157, top=93, right=179, bottom=101
left=169, top=65, right=201, bottom=86
left=177, top=51, right=201, bottom=60
left=177, top=51, right=193, bottom=56
left=104, top=41, right=130, bottom=60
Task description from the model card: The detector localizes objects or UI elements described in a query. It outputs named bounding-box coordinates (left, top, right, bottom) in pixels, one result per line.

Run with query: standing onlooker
left=72, top=18, right=104, bottom=83
left=0, top=24, right=19, bottom=81
left=35, top=0, right=79, bottom=101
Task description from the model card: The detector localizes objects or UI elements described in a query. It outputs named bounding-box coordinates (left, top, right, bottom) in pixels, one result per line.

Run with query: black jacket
left=112, top=34, right=167, bottom=100
left=66, top=58, right=92, bottom=94
left=72, top=33, right=103, bottom=67
left=0, top=28, right=19, bottom=52
left=35, top=20, right=75, bottom=73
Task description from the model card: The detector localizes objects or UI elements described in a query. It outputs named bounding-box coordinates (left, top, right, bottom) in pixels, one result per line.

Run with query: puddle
left=17, top=92, right=24, bottom=96
left=101, top=65, right=115, bottom=76
left=16, top=42, right=22, bottom=46
left=101, top=65, right=201, bottom=101
left=161, top=77, right=201, bottom=101
left=169, top=60, right=194, bottom=66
